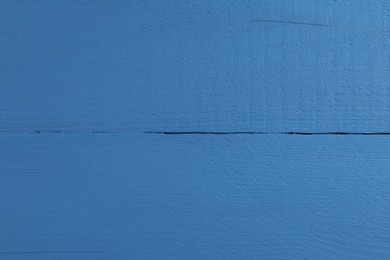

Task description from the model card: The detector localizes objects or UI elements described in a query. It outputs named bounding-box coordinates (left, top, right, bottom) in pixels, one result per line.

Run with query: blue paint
left=1, top=0, right=389, bottom=132
left=1, top=134, right=390, bottom=259
left=1, top=1, right=390, bottom=259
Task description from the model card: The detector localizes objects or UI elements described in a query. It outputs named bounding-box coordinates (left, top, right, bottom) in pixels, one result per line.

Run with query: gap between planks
left=1, top=131, right=390, bottom=136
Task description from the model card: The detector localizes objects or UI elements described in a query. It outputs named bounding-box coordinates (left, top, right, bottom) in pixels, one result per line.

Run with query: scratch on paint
left=252, top=19, right=331, bottom=27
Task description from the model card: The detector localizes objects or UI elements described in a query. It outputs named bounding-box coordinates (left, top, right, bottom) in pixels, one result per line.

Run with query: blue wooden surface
left=1, top=1, right=390, bottom=259
left=1, top=0, right=390, bottom=132
left=1, top=134, right=390, bottom=259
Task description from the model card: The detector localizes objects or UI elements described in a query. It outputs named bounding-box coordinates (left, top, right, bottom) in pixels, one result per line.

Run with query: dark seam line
left=32, top=130, right=118, bottom=134
left=0, top=251, right=100, bottom=255
left=0, top=131, right=390, bottom=135
left=145, top=132, right=390, bottom=135
left=252, top=19, right=331, bottom=27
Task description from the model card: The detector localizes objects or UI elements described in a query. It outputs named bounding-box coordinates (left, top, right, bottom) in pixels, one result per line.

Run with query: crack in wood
left=0, top=131, right=389, bottom=135
left=145, top=132, right=390, bottom=135
left=252, top=19, right=331, bottom=27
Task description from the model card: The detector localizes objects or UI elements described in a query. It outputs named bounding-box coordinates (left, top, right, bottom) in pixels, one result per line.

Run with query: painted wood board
left=2, top=0, right=390, bottom=259
left=1, top=133, right=390, bottom=259
left=1, top=0, right=390, bottom=132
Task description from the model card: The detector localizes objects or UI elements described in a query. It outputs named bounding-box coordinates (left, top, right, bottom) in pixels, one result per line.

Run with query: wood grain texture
left=1, top=133, right=390, bottom=259
left=2, top=1, right=390, bottom=259
left=1, top=0, right=390, bottom=132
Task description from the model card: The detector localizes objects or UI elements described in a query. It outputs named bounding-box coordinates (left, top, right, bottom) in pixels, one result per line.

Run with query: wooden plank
left=1, top=133, right=390, bottom=259
left=1, top=0, right=390, bottom=132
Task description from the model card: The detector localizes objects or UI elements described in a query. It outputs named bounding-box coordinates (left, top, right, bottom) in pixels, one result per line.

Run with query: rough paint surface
left=1, top=134, right=390, bottom=259
left=1, top=1, right=390, bottom=259
left=1, top=0, right=390, bottom=132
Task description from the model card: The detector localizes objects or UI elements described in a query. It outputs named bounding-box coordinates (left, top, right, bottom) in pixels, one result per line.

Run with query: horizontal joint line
left=145, top=132, right=390, bottom=135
